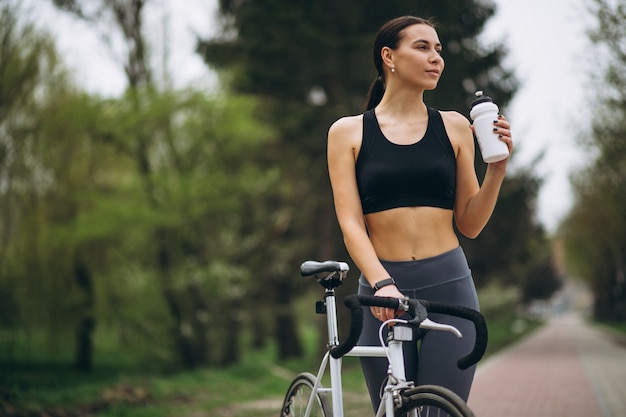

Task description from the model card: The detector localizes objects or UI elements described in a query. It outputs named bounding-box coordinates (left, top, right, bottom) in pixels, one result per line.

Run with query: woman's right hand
left=371, top=285, right=406, bottom=322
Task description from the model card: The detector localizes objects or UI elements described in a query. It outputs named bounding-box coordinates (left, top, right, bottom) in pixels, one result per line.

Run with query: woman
left=327, top=16, right=513, bottom=410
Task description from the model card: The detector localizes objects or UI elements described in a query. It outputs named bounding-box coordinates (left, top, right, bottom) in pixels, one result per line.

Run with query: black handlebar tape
left=330, top=295, right=364, bottom=359
left=418, top=300, right=489, bottom=370
left=358, top=295, right=430, bottom=322
left=355, top=294, right=401, bottom=309
left=330, top=295, right=406, bottom=359
left=329, top=295, right=487, bottom=369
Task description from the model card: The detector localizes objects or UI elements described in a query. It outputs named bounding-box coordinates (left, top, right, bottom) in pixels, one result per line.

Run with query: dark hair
left=365, top=16, right=435, bottom=110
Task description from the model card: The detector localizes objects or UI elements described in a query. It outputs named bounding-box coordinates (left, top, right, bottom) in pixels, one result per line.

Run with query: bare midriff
left=365, top=206, right=459, bottom=261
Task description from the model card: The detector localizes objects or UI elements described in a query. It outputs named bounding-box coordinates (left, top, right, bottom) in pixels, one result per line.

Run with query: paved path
left=468, top=313, right=626, bottom=417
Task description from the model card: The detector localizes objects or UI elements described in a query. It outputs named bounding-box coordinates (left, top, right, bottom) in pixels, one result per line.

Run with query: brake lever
left=419, top=318, right=463, bottom=338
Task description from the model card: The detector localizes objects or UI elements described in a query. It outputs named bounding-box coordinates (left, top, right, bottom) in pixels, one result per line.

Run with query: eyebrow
left=412, top=39, right=442, bottom=48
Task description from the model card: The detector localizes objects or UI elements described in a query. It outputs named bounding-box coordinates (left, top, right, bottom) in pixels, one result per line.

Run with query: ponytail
left=364, top=76, right=385, bottom=111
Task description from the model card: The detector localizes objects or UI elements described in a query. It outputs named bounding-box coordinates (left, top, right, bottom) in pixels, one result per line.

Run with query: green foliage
left=0, top=0, right=281, bottom=369
left=201, top=0, right=516, bottom=136
left=1, top=293, right=539, bottom=417
left=477, top=282, right=543, bottom=355
left=596, top=320, right=626, bottom=337
left=561, top=0, right=626, bottom=321
left=0, top=1, right=81, bottom=361
left=462, top=167, right=562, bottom=301
left=200, top=0, right=553, bottom=309
left=1, top=0, right=561, bottom=379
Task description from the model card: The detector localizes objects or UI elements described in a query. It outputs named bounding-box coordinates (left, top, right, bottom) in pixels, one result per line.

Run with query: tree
left=561, top=0, right=626, bottom=321
left=52, top=0, right=152, bottom=88
left=0, top=16, right=144, bottom=367
left=0, top=0, right=284, bottom=372
left=0, top=0, right=60, bottom=251
left=0, top=0, right=96, bottom=368
left=198, top=0, right=552, bottom=358
left=90, top=88, right=279, bottom=368
left=48, top=0, right=218, bottom=369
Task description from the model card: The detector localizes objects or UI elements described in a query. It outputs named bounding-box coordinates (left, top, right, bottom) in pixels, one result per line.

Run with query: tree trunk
left=275, top=304, right=302, bottom=359
left=74, top=315, right=95, bottom=371
left=157, top=240, right=202, bottom=369
left=73, top=258, right=95, bottom=372
left=250, top=310, right=266, bottom=349
left=218, top=314, right=241, bottom=366
left=186, top=280, right=211, bottom=366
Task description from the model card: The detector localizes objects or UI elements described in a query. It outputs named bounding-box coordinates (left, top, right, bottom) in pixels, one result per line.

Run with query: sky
left=30, top=0, right=592, bottom=232
left=480, top=0, right=591, bottom=232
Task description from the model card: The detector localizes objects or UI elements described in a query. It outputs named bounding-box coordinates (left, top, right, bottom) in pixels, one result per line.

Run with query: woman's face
left=389, top=24, right=444, bottom=90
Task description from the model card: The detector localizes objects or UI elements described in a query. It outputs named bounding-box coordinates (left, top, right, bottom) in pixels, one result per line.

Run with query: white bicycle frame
left=303, top=290, right=462, bottom=417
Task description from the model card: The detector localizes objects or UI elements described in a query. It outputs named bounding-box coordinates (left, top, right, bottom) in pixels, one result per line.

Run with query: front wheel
left=281, top=372, right=331, bottom=417
left=396, top=385, right=475, bottom=417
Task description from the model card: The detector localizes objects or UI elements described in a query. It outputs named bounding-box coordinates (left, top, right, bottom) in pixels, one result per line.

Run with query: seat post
left=324, top=288, right=346, bottom=417
left=324, top=289, right=340, bottom=348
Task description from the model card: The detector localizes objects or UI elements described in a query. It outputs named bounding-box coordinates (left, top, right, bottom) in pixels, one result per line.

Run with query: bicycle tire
left=396, top=385, right=475, bottom=417
left=281, top=372, right=331, bottom=417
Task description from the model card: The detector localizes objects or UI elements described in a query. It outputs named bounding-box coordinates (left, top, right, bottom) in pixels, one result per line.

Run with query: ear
left=381, top=46, right=394, bottom=70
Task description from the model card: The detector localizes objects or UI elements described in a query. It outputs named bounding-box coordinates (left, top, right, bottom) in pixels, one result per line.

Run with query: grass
left=1, top=287, right=544, bottom=417
left=599, top=320, right=626, bottom=335
left=478, top=283, right=543, bottom=356
left=594, top=319, right=626, bottom=348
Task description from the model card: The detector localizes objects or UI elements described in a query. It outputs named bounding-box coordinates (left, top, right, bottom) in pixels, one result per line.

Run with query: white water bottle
left=470, top=91, right=509, bottom=163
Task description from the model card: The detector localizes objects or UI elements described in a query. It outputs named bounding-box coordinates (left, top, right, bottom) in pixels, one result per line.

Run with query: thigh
left=415, top=276, right=479, bottom=401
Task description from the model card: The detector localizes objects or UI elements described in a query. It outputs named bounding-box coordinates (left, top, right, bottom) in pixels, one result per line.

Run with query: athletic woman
left=327, top=15, right=513, bottom=410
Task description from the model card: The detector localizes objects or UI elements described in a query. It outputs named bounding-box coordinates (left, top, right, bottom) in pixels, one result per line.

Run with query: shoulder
left=328, top=114, right=363, bottom=136
left=438, top=110, right=470, bottom=131
left=328, top=114, right=364, bottom=148
left=437, top=110, right=473, bottom=152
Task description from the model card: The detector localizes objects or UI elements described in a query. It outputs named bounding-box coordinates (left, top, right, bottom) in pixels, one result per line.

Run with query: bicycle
left=280, top=260, right=488, bottom=417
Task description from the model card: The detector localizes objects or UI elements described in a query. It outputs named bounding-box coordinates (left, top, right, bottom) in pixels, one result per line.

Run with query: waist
left=359, top=246, right=471, bottom=291
left=365, top=206, right=458, bottom=261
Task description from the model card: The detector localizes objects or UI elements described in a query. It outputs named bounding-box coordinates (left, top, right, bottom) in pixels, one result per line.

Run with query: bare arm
left=327, top=116, right=404, bottom=319
left=444, top=112, right=513, bottom=238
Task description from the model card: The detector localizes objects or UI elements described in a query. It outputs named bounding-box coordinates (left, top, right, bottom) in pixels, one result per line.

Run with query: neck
left=376, top=86, right=427, bottom=118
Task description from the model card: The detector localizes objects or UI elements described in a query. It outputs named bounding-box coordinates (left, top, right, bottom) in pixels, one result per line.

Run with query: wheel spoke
left=281, top=373, right=330, bottom=417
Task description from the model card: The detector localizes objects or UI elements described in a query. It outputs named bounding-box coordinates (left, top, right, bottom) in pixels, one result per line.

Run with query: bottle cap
left=471, top=90, right=493, bottom=107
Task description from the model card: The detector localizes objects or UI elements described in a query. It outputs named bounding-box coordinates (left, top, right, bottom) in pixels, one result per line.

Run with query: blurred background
left=1, top=0, right=624, bottom=415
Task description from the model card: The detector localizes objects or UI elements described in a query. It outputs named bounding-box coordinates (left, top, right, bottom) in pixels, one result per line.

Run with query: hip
left=358, top=246, right=478, bottom=309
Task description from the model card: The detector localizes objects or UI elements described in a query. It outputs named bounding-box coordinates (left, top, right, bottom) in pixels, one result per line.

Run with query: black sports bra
left=355, top=107, right=456, bottom=214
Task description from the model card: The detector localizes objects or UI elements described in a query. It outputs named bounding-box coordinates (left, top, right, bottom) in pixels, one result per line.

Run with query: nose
left=430, top=51, right=442, bottom=65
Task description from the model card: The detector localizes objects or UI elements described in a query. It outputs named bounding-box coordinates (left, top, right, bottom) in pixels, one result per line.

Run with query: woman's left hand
left=491, top=114, right=513, bottom=168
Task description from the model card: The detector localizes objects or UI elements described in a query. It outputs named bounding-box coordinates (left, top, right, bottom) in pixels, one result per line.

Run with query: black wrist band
left=372, top=277, right=396, bottom=291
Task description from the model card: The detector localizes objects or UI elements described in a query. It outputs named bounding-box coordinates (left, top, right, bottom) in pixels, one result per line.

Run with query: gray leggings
left=357, top=246, right=479, bottom=411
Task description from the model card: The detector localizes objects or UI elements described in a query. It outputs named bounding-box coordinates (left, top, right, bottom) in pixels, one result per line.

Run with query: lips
left=426, top=69, right=441, bottom=76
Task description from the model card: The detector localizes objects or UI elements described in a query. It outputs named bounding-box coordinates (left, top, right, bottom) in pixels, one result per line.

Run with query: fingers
left=494, top=115, right=511, bottom=133
left=371, top=286, right=405, bottom=321
left=371, top=307, right=396, bottom=322
left=493, top=115, right=513, bottom=153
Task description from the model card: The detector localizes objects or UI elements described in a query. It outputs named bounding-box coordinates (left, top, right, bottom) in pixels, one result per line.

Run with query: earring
left=391, top=67, right=395, bottom=73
